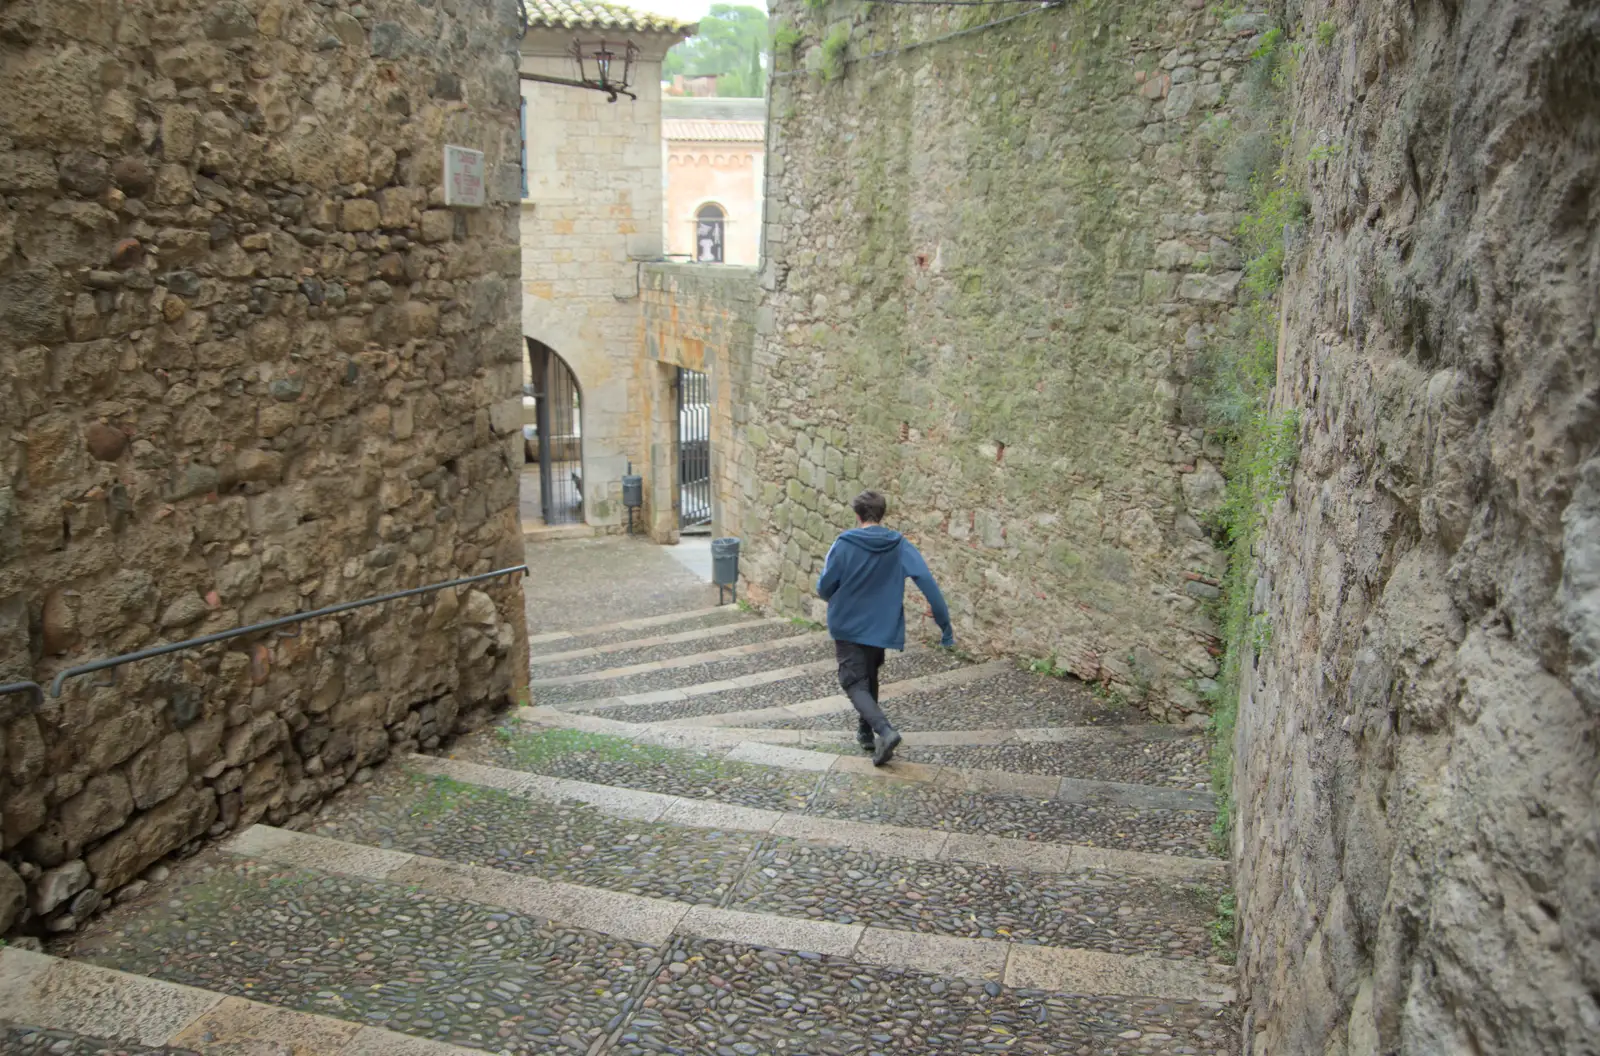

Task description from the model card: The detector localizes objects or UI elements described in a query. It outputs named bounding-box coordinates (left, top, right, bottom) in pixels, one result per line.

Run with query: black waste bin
left=711, top=537, right=740, bottom=603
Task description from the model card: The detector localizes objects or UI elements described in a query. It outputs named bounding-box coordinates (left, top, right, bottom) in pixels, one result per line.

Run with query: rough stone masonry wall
left=0, top=0, right=528, bottom=936
left=639, top=264, right=758, bottom=543
left=1233, top=1, right=1600, bottom=1053
left=751, top=0, right=1271, bottom=716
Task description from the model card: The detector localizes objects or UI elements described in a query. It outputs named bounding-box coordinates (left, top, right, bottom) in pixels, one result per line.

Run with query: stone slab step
left=650, top=659, right=1014, bottom=728
left=567, top=647, right=968, bottom=723
left=57, top=845, right=1237, bottom=1055
left=224, top=826, right=1234, bottom=1004
left=513, top=708, right=1214, bottom=809
left=0, top=947, right=471, bottom=1055
left=529, top=615, right=790, bottom=665
left=526, top=604, right=730, bottom=650
left=527, top=618, right=812, bottom=679
left=412, top=754, right=1224, bottom=883
left=311, top=767, right=1223, bottom=961
left=450, top=725, right=1220, bottom=859
left=530, top=633, right=835, bottom=705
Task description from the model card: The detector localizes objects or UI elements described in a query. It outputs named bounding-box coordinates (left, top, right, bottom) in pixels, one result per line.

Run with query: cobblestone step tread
left=309, top=768, right=1221, bottom=960
left=531, top=631, right=832, bottom=689
left=582, top=650, right=965, bottom=722
left=59, top=856, right=666, bottom=1055
left=825, top=736, right=1210, bottom=789
left=751, top=666, right=1144, bottom=732
left=618, top=938, right=1237, bottom=1056
left=527, top=604, right=731, bottom=650
left=208, top=826, right=1232, bottom=1004
left=0, top=948, right=472, bottom=1056
left=528, top=620, right=812, bottom=679
left=533, top=637, right=839, bottom=706
left=412, top=755, right=1224, bottom=883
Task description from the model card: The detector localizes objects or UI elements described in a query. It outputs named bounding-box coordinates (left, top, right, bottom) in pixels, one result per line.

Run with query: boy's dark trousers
left=834, top=640, right=890, bottom=744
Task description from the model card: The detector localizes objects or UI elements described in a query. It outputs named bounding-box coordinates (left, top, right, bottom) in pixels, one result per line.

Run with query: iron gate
left=677, top=367, right=711, bottom=530
left=528, top=339, right=583, bottom=525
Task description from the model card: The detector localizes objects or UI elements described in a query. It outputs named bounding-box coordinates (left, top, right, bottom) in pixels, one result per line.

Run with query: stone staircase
left=7, top=606, right=1237, bottom=1055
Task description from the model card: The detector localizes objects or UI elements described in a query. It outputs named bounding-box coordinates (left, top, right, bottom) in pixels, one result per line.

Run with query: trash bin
left=711, top=537, right=741, bottom=599
left=621, top=473, right=642, bottom=511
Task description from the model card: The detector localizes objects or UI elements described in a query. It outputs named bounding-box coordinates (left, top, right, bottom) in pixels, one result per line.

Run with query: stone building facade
left=0, top=0, right=527, bottom=936
left=663, top=97, right=766, bottom=267
left=745, top=0, right=1268, bottom=717
left=1232, top=2, right=1600, bottom=1052
left=518, top=1, right=690, bottom=530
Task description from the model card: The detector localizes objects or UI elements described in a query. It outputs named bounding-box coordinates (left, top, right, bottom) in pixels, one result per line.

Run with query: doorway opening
left=677, top=366, right=711, bottom=532
left=526, top=339, right=583, bottom=526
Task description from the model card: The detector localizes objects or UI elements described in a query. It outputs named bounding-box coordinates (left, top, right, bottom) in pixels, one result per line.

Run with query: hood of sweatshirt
left=834, top=525, right=903, bottom=553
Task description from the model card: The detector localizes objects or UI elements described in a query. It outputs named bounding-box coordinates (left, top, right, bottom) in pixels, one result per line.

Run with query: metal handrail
left=0, top=565, right=527, bottom=710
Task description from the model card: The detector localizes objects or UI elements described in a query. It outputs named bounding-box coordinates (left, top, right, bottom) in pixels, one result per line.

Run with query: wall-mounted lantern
left=516, top=1, right=642, bottom=102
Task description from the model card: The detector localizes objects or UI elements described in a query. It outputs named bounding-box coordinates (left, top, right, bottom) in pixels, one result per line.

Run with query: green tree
left=663, top=5, right=768, bottom=97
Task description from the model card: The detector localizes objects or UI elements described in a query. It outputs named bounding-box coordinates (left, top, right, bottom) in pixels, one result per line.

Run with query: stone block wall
left=519, top=28, right=685, bottom=530
left=1233, top=1, right=1600, bottom=1053
left=0, top=0, right=528, bottom=936
left=639, top=263, right=759, bottom=541
left=749, top=0, right=1270, bottom=716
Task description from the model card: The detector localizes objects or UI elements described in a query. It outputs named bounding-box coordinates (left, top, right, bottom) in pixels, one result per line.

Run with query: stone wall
left=639, top=263, right=759, bottom=542
left=0, top=0, right=528, bottom=936
left=1233, top=1, right=1600, bottom=1053
left=749, top=0, right=1271, bottom=715
left=519, top=27, right=685, bottom=530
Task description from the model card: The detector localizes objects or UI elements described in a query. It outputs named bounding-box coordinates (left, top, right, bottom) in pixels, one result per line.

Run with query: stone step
left=0, top=947, right=470, bottom=1055
left=530, top=634, right=843, bottom=707
left=311, top=767, right=1225, bottom=963
left=649, top=660, right=1014, bottom=728
left=527, top=617, right=812, bottom=679
left=742, top=663, right=1143, bottom=733
left=449, top=724, right=1221, bottom=859
left=526, top=604, right=736, bottom=654
left=512, top=708, right=1214, bottom=804
left=566, top=647, right=969, bottom=722
left=413, top=754, right=1224, bottom=882
left=60, top=831, right=1237, bottom=1054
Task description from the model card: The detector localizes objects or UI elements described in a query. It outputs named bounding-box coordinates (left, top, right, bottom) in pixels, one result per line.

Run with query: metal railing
left=0, top=565, right=527, bottom=713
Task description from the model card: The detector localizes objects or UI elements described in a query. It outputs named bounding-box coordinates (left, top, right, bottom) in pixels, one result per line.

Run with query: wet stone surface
left=0, top=1026, right=200, bottom=1056
left=521, top=534, right=718, bottom=636
left=762, top=668, right=1142, bottom=732
left=64, top=858, right=662, bottom=1055
left=529, top=607, right=750, bottom=657
left=313, top=769, right=761, bottom=904
left=529, top=621, right=811, bottom=679
left=734, top=839, right=1220, bottom=959
left=598, top=650, right=968, bottom=724
left=892, top=737, right=1210, bottom=790
left=808, top=774, right=1219, bottom=859
left=533, top=637, right=837, bottom=706
left=455, top=727, right=822, bottom=814
left=616, top=938, right=1239, bottom=1055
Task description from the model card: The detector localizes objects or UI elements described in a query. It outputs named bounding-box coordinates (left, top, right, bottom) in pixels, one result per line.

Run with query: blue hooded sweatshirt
left=815, top=525, right=953, bottom=651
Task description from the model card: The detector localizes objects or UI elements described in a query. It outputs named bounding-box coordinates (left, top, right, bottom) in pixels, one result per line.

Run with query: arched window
left=695, top=203, right=725, bottom=263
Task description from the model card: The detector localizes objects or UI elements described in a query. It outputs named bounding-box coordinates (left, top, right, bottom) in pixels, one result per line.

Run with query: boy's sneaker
left=872, top=728, right=902, bottom=767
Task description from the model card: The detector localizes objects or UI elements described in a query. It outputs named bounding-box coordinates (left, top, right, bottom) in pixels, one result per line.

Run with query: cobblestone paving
left=890, top=738, right=1210, bottom=789
left=598, top=650, right=967, bottom=724
left=455, top=727, right=821, bottom=813
left=615, top=939, right=1238, bottom=1056
left=734, top=840, right=1221, bottom=959
left=760, top=668, right=1143, bottom=732
left=529, top=607, right=749, bottom=657
left=533, top=638, right=837, bottom=707
left=65, top=857, right=662, bottom=1055
left=809, top=774, right=1219, bottom=859
left=313, top=770, right=761, bottom=904
left=0, top=1026, right=199, bottom=1056
left=530, top=621, right=810, bottom=679
left=522, top=535, right=718, bottom=635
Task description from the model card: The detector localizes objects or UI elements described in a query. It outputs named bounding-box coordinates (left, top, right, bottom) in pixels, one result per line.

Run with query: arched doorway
left=695, top=203, right=725, bottom=263
left=526, top=339, right=583, bottom=525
